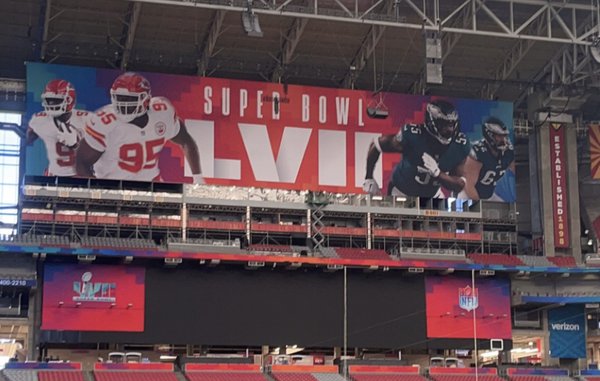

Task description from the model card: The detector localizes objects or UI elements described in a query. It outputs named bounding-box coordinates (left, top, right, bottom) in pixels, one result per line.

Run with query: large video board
left=26, top=62, right=514, bottom=201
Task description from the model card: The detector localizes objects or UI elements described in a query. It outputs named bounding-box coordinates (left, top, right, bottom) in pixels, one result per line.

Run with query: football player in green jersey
left=363, top=100, right=470, bottom=198
left=459, top=117, right=515, bottom=201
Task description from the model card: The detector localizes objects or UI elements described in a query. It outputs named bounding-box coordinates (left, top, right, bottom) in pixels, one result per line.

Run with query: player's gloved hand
left=56, top=122, right=79, bottom=148
left=192, top=173, right=205, bottom=185
left=362, top=178, right=381, bottom=195
left=420, top=152, right=441, bottom=177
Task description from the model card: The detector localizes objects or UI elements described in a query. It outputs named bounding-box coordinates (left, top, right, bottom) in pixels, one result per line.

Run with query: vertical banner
left=548, top=304, right=586, bottom=359
left=549, top=123, right=569, bottom=248
left=589, top=123, right=600, bottom=179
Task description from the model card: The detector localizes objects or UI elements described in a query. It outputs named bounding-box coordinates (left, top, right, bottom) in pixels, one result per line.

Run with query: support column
left=366, top=212, right=372, bottom=249
left=541, top=309, right=554, bottom=366
left=181, top=202, right=187, bottom=240
left=245, top=206, right=251, bottom=245
left=27, top=285, right=42, bottom=361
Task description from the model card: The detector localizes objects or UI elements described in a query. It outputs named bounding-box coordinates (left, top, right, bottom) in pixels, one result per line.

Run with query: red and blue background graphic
left=41, top=263, right=145, bottom=332
left=26, top=62, right=514, bottom=201
left=425, top=275, right=511, bottom=339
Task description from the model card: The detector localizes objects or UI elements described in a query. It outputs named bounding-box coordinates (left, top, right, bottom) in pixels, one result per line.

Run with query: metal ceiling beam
left=197, top=10, right=227, bottom=76
left=130, top=0, right=599, bottom=46
left=340, top=0, right=394, bottom=89
left=119, top=2, right=142, bottom=70
left=514, top=14, right=597, bottom=108
left=480, top=2, right=549, bottom=99
left=37, top=0, right=51, bottom=60
left=270, top=18, right=308, bottom=82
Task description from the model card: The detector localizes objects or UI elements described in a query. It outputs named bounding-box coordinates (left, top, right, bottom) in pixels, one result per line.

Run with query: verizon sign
left=550, top=123, right=570, bottom=248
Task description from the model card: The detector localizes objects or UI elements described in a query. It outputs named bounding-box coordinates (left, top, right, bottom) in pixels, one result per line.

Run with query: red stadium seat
left=468, top=253, right=525, bottom=266
left=38, top=371, right=85, bottom=381
left=351, top=373, right=428, bottom=381
left=186, top=372, right=269, bottom=381
left=547, top=256, right=577, bottom=267
left=430, top=375, right=504, bottom=381
left=95, top=371, right=178, bottom=381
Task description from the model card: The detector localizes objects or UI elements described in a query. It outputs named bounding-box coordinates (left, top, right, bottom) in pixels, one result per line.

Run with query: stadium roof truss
left=3, top=0, right=600, bottom=112
left=134, top=0, right=599, bottom=44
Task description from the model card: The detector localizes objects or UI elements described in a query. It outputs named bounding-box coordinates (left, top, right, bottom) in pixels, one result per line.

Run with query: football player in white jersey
left=27, top=80, right=89, bottom=176
left=75, top=72, right=203, bottom=183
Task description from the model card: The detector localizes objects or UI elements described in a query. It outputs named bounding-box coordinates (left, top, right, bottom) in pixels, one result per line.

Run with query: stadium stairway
left=83, top=371, right=95, bottom=381
left=2, top=370, right=37, bottom=381
left=312, top=373, right=346, bottom=381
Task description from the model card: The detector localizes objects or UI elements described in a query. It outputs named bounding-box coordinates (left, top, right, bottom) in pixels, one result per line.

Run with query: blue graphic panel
left=548, top=304, right=586, bottom=358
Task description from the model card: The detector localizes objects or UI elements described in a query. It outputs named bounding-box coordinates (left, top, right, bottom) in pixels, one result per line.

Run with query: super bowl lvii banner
left=26, top=62, right=515, bottom=201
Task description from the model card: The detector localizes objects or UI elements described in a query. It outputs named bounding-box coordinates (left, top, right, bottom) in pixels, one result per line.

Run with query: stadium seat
left=95, top=371, right=178, bottom=381
left=509, top=375, right=549, bottom=381
left=38, top=371, right=85, bottom=381
left=547, top=256, right=577, bottom=267
left=186, top=372, right=269, bottom=381
left=351, top=373, right=428, bottom=381
left=431, top=375, right=503, bottom=381
left=467, top=253, right=525, bottom=266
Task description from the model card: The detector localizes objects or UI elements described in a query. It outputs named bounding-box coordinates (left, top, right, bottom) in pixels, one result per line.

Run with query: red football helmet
left=41, top=79, right=76, bottom=117
left=110, top=72, right=151, bottom=122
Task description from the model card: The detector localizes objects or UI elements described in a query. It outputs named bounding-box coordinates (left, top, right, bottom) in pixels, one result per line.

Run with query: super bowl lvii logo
left=73, top=271, right=116, bottom=303
left=458, top=285, right=479, bottom=311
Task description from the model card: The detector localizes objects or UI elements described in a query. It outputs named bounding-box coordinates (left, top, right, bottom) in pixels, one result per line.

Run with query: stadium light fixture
left=242, top=0, right=263, bottom=38
left=425, top=31, right=443, bottom=85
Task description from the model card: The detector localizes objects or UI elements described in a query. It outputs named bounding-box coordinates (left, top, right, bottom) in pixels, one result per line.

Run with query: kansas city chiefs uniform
left=84, top=97, right=181, bottom=181
left=28, top=110, right=89, bottom=176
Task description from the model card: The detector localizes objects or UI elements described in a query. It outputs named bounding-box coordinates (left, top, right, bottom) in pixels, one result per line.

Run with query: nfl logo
left=458, top=285, right=479, bottom=311
left=155, top=122, right=166, bottom=136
